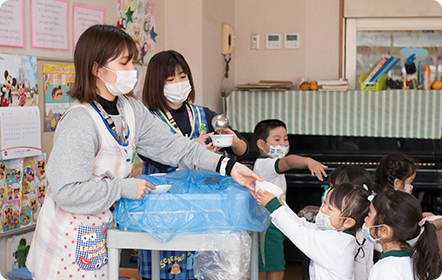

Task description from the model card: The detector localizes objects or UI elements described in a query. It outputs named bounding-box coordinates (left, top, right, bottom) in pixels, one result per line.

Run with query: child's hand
left=423, top=212, right=435, bottom=218
left=256, top=189, right=276, bottom=207
left=306, top=158, right=328, bottom=181
left=135, top=179, right=156, bottom=199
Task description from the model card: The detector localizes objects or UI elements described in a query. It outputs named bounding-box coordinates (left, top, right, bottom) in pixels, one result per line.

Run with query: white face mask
left=164, top=80, right=192, bottom=106
left=315, top=209, right=348, bottom=231
left=263, top=142, right=289, bottom=159
left=362, top=223, right=384, bottom=243
left=99, top=66, right=137, bottom=96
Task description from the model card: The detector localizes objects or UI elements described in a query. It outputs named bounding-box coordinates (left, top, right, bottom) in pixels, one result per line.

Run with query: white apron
left=27, top=97, right=136, bottom=279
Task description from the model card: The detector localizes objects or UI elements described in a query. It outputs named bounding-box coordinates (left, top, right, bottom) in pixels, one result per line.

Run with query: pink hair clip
left=418, top=216, right=429, bottom=226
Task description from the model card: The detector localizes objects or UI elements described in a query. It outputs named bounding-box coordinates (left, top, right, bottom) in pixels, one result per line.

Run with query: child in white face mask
left=252, top=119, right=327, bottom=280
left=328, top=165, right=375, bottom=280
left=363, top=191, right=442, bottom=280
left=374, top=153, right=442, bottom=241
left=257, top=182, right=371, bottom=280
left=374, top=152, right=417, bottom=194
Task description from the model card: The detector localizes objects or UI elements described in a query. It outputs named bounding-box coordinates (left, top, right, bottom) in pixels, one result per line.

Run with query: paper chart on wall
left=31, top=0, right=69, bottom=50
left=72, top=5, right=105, bottom=49
left=43, top=64, right=75, bottom=132
left=0, top=106, right=41, bottom=160
left=117, top=0, right=156, bottom=63
left=0, top=0, right=24, bottom=47
left=0, top=54, right=38, bottom=107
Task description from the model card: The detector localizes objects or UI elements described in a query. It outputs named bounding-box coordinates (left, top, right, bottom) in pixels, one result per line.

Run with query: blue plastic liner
left=114, top=170, right=270, bottom=243
left=7, top=267, right=33, bottom=279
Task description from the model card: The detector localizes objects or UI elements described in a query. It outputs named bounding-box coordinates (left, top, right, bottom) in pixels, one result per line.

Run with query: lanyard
left=158, top=103, right=195, bottom=138
left=93, top=98, right=129, bottom=144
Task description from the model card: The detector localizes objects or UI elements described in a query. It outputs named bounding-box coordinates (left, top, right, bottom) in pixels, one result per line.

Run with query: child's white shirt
left=270, top=202, right=356, bottom=280
left=354, top=230, right=374, bottom=280
left=368, top=251, right=413, bottom=280
left=253, top=156, right=287, bottom=200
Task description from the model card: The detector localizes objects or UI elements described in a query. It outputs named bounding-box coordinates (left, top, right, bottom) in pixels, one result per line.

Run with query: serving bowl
left=210, top=134, right=234, bottom=147
left=148, top=184, right=172, bottom=194
left=255, top=180, right=283, bottom=198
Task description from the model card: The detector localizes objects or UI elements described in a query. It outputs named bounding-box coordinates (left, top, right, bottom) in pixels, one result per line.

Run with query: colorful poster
left=117, top=0, right=156, bottom=63
left=43, top=64, right=75, bottom=132
left=0, top=54, right=38, bottom=107
left=2, top=158, right=23, bottom=232
left=8, top=231, right=33, bottom=270
left=73, top=5, right=105, bottom=49
left=31, top=0, right=69, bottom=50
left=0, top=0, right=25, bottom=47
left=22, top=156, right=39, bottom=225
left=0, top=155, right=45, bottom=233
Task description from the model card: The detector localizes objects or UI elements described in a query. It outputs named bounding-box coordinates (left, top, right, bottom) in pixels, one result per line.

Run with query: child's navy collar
left=258, top=156, right=268, bottom=159
left=380, top=250, right=410, bottom=260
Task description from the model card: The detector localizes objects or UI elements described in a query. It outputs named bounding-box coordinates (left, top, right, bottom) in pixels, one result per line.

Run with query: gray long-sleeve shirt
left=46, top=97, right=221, bottom=215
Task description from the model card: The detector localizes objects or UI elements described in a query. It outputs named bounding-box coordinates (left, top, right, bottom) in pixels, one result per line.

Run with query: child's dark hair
left=253, top=119, right=287, bottom=145
left=372, top=191, right=441, bottom=280
left=329, top=165, right=373, bottom=192
left=328, top=182, right=370, bottom=231
left=374, top=153, right=417, bottom=193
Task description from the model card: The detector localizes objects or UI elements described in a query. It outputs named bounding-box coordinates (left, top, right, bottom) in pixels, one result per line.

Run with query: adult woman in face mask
left=26, top=25, right=260, bottom=280
left=137, top=50, right=249, bottom=280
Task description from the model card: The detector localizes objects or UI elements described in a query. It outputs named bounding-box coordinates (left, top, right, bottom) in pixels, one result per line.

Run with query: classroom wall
left=344, top=0, right=442, bottom=18
left=157, top=0, right=234, bottom=114
left=234, top=0, right=341, bottom=86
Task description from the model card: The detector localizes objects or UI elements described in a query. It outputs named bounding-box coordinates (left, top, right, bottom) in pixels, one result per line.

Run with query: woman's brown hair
left=68, top=24, right=138, bottom=102
left=142, top=50, right=195, bottom=111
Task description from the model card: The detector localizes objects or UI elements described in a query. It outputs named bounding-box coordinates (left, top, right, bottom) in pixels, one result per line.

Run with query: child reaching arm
left=252, top=119, right=326, bottom=280
left=253, top=119, right=327, bottom=198
left=364, top=191, right=442, bottom=280
left=257, top=183, right=371, bottom=280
